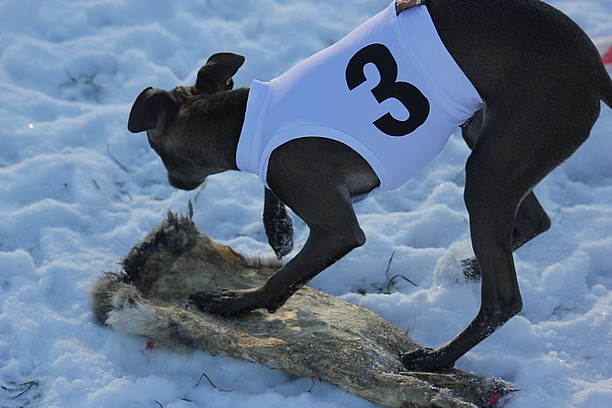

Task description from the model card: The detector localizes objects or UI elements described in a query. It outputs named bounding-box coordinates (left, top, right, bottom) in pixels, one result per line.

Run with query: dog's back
left=427, top=0, right=611, bottom=109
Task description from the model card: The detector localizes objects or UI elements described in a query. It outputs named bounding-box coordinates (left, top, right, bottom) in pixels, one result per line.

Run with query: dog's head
left=128, top=52, right=245, bottom=190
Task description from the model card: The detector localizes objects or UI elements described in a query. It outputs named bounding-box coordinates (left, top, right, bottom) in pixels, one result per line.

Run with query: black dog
left=128, top=0, right=612, bottom=372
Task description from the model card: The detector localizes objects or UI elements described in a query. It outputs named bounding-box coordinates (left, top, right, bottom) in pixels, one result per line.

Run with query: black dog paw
left=189, top=290, right=249, bottom=317
left=461, top=257, right=481, bottom=281
left=400, top=348, right=455, bottom=372
left=189, top=287, right=281, bottom=317
left=263, top=189, right=294, bottom=259
left=267, top=215, right=294, bottom=259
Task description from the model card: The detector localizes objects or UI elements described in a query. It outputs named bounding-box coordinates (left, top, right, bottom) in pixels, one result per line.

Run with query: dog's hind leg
left=462, top=189, right=552, bottom=279
left=511, top=192, right=551, bottom=251
left=460, top=110, right=551, bottom=279
left=402, top=96, right=599, bottom=371
left=462, top=110, right=552, bottom=250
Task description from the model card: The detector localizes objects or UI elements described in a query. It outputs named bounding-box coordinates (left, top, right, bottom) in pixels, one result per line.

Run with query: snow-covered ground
left=1, top=1, right=610, bottom=407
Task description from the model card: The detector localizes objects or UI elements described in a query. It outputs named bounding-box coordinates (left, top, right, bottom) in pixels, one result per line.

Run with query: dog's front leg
left=191, top=185, right=365, bottom=316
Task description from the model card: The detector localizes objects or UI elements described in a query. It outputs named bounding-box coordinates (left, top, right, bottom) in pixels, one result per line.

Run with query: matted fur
left=91, top=209, right=514, bottom=407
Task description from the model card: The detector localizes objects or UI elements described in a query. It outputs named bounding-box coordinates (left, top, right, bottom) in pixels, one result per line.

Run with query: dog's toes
left=400, top=348, right=455, bottom=372
left=461, top=257, right=481, bottom=281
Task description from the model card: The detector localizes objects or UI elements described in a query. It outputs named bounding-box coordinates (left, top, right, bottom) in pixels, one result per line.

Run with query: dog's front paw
left=400, top=348, right=455, bottom=372
left=461, top=257, right=481, bottom=281
left=263, top=189, right=294, bottom=259
left=264, top=203, right=294, bottom=259
left=189, top=290, right=254, bottom=317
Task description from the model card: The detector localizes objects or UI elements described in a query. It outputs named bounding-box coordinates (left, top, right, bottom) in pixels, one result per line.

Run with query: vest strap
left=396, top=0, right=428, bottom=15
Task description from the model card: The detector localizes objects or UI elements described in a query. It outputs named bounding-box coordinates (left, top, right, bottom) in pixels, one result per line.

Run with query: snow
left=0, top=0, right=610, bottom=407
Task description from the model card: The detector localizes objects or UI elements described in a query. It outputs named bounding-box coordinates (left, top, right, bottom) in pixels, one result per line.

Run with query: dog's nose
left=168, top=175, right=203, bottom=191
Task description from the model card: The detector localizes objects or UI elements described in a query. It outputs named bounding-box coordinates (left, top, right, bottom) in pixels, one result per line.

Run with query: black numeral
left=346, top=43, right=430, bottom=137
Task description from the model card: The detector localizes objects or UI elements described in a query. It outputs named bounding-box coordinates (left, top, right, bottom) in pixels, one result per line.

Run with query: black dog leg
left=402, top=96, right=598, bottom=371
left=460, top=110, right=551, bottom=279
left=191, top=174, right=366, bottom=316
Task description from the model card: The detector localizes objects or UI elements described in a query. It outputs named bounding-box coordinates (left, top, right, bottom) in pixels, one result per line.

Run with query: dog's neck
left=198, top=87, right=249, bottom=172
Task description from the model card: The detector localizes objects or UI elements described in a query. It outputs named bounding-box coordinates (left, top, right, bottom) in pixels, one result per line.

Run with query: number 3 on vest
left=346, top=43, right=430, bottom=137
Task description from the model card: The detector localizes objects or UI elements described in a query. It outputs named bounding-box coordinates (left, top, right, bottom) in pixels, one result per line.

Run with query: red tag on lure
left=488, top=392, right=501, bottom=406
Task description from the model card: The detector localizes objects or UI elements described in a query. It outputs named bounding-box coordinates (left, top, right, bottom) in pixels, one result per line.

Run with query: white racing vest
left=236, top=1, right=483, bottom=200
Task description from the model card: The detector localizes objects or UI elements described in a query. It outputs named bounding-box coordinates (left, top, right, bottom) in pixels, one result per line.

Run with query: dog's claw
left=400, top=347, right=455, bottom=372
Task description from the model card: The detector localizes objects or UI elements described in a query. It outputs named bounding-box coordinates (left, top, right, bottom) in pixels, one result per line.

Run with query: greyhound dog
left=128, top=0, right=612, bottom=372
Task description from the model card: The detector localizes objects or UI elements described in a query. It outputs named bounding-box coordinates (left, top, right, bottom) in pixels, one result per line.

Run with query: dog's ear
left=128, top=87, right=177, bottom=133
left=195, top=52, right=245, bottom=94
